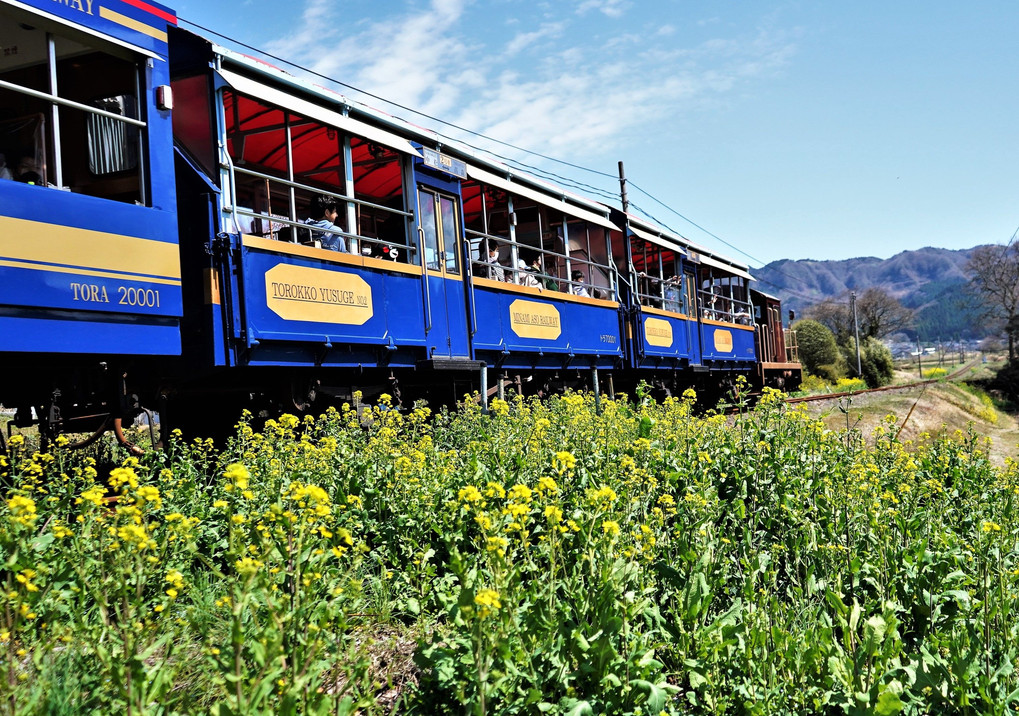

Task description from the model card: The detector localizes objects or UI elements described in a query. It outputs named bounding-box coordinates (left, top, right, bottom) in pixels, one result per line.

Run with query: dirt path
left=798, top=381, right=1019, bottom=465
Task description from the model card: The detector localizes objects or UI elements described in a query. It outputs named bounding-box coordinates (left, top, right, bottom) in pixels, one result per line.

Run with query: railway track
left=784, top=358, right=980, bottom=405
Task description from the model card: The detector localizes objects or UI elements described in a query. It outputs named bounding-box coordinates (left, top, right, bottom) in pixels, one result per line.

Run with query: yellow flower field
left=1, top=387, right=1018, bottom=714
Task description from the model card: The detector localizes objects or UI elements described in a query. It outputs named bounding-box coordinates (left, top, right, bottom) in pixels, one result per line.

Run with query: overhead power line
left=179, top=17, right=619, bottom=181
left=180, top=15, right=820, bottom=298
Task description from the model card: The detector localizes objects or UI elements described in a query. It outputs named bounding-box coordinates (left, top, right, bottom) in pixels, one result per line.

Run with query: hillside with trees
left=754, top=246, right=986, bottom=340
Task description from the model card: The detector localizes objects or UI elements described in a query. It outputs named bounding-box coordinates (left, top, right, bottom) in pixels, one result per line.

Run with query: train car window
left=440, top=195, right=460, bottom=274
left=419, top=190, right=441, bottom=270
left=464, top=182, right=513, bottom=276
left=567, top=222, right=614, bottom=299
left=682, top=273, right=697, bottom=318
left=697, top=267, right=753, bottom=324
left=224, top=91, right=297, bottom=237
left=351, top=138, right=408, bottom=260
left=219, top=88, right=415, bottom=262
left=0, top=13, right=145, bottom=202
left=171, top=74, right=216, bottom=176
left=463, top=179, right=615, bottom=297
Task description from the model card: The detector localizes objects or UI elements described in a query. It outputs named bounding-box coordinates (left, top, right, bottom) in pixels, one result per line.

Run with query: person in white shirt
left=571, top=270, right=590, bottom=297
left=517, top=260, right=542, bottom=289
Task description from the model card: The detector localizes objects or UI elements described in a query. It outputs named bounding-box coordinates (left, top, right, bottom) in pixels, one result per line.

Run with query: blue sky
left=172, top=0, right=1019, bottom=266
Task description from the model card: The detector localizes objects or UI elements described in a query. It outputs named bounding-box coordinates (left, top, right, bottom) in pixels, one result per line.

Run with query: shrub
left=797, top=374, right=830, bottom=393
left=794, top=319, right=843, bottom=378
left=840, top=336, right=895, bottom=388
left=835, top=377, right=867, bottom=392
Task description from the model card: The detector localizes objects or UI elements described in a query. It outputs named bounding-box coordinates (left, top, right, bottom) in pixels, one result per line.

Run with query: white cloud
left=505, top=22, right=564, bottom=56
left=262, top=0, right=794, bottom=168
left=576, top=0, right=630, bottom=18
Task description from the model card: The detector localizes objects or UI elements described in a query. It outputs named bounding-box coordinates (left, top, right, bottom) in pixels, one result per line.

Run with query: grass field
left=2, top=384, right=1019, bottom=714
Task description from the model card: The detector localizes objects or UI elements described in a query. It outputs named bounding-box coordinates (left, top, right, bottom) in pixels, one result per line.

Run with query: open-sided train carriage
left=0, top=0, right=801, bottom=447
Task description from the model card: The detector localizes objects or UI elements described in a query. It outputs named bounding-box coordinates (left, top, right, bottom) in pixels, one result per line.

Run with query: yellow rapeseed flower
left=223, top=463, right=250, bottom=492
left=7, top=495, right=38, bottom=526
left=474, top=588, right=501, bottom=618
left=458, top=485, right=483, bottom=504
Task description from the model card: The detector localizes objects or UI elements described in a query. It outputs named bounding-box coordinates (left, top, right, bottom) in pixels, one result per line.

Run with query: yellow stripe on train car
left=98, top=7, right=169, bottom=42
left=0, top=215, right=181, bottom=283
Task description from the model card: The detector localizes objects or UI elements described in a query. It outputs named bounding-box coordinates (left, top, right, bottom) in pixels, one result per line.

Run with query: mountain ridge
left=751, top=245, right=987, bottom=340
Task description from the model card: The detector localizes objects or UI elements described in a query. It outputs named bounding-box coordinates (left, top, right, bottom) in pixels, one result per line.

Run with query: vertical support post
left=498, top=372, right=505, bottom=401
left=480, top=363, right=489, bottom=414
left=917, top=337, right=923, bottom=378
left=607, top=373, right=615, bottom=400
left=591, top=366, right=601, bottom=415
left=850, top=291, right=862, bottom=377
left=618, top=161, right=629, bottom=214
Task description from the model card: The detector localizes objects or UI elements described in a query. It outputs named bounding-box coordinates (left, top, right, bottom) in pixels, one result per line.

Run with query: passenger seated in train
left=571, top=270, right=590, bottom=297
left=304, top=195, right=347, bottom=252
left=663, top=275, right=681, bottom=312
left=15, top=156, right=42, bottom=185
left=517, top=260, right=542, bottom=290
left=529, top=255, right=558, bottom=291
left=483, top=242, right=505, bottom=281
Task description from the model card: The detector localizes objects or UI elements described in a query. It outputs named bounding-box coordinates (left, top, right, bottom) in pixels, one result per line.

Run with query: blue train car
left=688, top=247, right=758, bottom=371
left=0, top=0, right=180, bottom=438
left=0, top=4, right=801, bottom=444
left=167, top=29, right=627, bottom=408
left=168, top=37, right=472, bottom=409
left=613, top=213, right=702, bottom=375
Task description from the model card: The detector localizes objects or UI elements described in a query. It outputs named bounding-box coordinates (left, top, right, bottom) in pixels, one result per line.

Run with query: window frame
left=463, top=178, right=618, bottom=299
left=218, top=87, right=416, bottom=263
left=0, top=13, right=147, bottom=201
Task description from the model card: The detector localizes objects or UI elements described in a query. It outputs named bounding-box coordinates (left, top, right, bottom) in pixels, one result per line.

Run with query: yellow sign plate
left=265, top=264, right=373, bottom=325
left=509, top=299, right=562, bottom=340
left=644, top=317, right=674, bottom=347
left=713, top=328, right=733, bottom=353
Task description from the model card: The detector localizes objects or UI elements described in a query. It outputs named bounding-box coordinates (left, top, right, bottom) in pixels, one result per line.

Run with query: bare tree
left=807, top=298, right=854, bottom=343
left=856, top=287, right=914, bottom=339
left=807, top=288, right=912, bottom=342
left=966, top=243, right=1019, bottom=362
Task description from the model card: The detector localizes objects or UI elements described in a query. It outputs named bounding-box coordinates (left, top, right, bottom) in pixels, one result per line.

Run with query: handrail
left=468, top=256, right=478, bottom=338
left=418, top=226, right=432, bottom=332
left=0, top=79, right=147, bottom=128
left=221, top=146, right=243, bottom=236
left=225, top=164, right=414, bottom=218
left=228, top=206, right=416, bottom=256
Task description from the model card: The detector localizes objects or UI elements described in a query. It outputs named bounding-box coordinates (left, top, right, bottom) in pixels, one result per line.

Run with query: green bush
left=793, top=319, right=844, bottom=378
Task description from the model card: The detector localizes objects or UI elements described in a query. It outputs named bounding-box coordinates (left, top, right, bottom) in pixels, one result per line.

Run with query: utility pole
left=618, top=161, right=629, bottom=214
left=851, top=291, right=862, bottom=377
left=917, top=336, right=923, bottom=378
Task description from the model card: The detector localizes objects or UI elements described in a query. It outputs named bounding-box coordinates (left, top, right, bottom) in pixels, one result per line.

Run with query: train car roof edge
left=4, top=0, right=164, bottom=59
left=200, top=33, right=615, bottom=225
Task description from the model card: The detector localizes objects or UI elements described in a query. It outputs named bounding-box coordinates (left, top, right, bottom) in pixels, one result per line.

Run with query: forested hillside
left=753, top=246, right=986, bottom=340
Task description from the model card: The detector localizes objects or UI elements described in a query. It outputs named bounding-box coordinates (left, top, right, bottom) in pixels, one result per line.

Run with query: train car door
left=418, top=186, right=470, bottom=358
